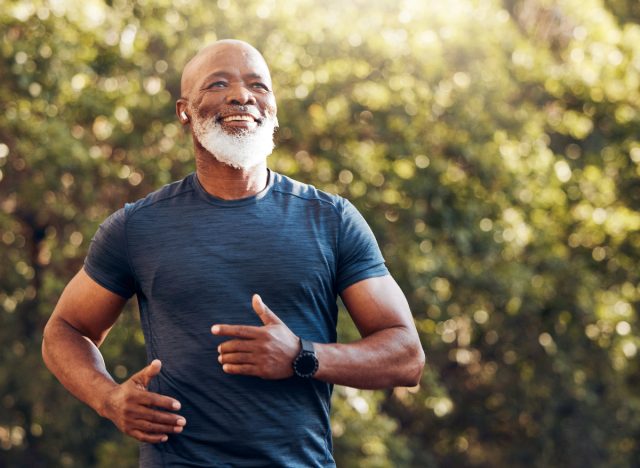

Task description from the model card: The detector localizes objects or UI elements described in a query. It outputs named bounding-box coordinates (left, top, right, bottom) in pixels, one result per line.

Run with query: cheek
left=194, top=93, right=224, bottom=114
left=263, top=97, right=277, bottom=117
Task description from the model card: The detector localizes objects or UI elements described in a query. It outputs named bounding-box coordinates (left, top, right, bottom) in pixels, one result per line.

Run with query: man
left=42, top=39, right=425, bottom=467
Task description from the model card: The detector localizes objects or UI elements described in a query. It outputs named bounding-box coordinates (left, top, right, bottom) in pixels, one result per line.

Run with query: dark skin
left=42, top=40, right=425, bottom=445
left=176, top=40, right=276, bottom=200
left=42, top=269, right=184, bottom=443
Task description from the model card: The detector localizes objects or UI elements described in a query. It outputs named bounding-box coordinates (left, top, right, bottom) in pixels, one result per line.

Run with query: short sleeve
left=84, top=207, right=137, bottom=298
left=336, top=199, right=389, bottom=293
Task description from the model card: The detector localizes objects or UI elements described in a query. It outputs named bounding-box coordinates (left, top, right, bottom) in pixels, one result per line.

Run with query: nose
left=225, top=84, right=256, bottom=106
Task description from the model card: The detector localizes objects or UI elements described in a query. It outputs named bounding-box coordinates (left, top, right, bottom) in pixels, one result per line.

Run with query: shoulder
left=124, top=174, right=195, bottom=218
left=271, top=172, right=346, bottom=214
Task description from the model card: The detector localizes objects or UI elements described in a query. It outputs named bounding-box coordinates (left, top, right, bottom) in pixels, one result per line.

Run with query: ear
left=176, top=99, right=189, bottom=124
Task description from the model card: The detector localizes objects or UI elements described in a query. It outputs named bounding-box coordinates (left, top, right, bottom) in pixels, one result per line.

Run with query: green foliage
left=2, top=0, right=640, bottom=466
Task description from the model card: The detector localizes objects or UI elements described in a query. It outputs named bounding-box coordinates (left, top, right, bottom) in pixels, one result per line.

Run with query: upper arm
left=48, top=267, right=128, bottom=346
left=340, top=274, right=418, bottom=339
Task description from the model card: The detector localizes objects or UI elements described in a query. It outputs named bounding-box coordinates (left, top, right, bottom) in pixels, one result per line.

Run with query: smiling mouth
left=221, top=114, right=257, bottom=123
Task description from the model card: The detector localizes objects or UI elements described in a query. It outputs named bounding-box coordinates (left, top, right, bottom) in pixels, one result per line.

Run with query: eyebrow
left=201, top=71, right=269, bottom=86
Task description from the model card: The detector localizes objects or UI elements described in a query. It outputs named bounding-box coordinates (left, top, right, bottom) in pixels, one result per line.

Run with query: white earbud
left=180, top=111, right=188, bottom=121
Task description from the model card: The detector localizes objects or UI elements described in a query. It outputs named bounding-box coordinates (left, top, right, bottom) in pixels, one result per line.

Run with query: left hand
left=211, top=294, right=299, bottom=379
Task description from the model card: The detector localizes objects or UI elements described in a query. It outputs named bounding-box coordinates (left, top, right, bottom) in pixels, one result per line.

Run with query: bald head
left=180, top=40, right=272, bottom=99
left=175, top=39, right=278, bottom=167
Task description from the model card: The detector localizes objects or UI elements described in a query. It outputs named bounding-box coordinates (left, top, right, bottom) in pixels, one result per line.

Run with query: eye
left=207, top=81, right=227, bottom=89
left=251, top=82, right=269, bottom=91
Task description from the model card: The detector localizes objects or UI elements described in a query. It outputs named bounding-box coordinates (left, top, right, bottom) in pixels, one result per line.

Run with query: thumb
left=131, top=359, right=162, bottom=388
left=252, top=294, right=283, bottom=326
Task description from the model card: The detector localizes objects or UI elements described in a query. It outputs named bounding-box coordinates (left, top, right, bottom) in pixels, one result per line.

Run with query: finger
left=130, top=429, right=169, bottom=444
left=131, top=359, right=162, bottom=389
left=132, top=418, right=184, bottom=435
left=211, top=324, right=260, bottom=338
left=219, top=352, right=254, bottom=365
left=138, top=390, right=182, bottom=411
left=132, top=406, right=187, bottom=427
left=252, top=294, right=283, bottom=325
left=218, top=339, right=257, bottom=354
left=222, top=363, right=258, bottom=376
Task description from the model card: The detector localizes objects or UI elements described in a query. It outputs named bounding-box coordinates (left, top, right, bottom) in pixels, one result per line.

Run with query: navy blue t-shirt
left=84, top=171, right=388, bottom=467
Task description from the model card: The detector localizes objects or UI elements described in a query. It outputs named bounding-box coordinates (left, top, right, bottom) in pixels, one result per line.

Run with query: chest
left=128, top=208, right=338, bottom=318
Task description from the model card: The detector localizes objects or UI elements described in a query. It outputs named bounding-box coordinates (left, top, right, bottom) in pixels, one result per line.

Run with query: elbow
left=399, top=341, right=426, bottom=387
left=41, top=315, right=69, bottom=369
left=42, top=337, right=52, bottom=371
left=409, top=345, right=426, bottom=386
left=41, top=318, right=54, bottom=368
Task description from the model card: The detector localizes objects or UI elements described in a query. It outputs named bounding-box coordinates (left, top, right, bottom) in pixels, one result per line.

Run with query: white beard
left=191, top=112, right=277, bottom=170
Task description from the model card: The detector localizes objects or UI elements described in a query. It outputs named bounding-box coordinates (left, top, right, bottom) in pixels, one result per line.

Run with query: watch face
left=294, top=351, right=318, bottom=377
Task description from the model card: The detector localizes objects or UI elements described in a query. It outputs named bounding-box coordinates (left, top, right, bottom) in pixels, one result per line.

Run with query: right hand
left=101, top=359, right=186, bottom=443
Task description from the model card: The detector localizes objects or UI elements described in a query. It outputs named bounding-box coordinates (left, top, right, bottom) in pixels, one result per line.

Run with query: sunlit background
left=2, top=0, right=640, bottom=466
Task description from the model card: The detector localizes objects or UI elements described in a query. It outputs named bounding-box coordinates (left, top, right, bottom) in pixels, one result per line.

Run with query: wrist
left=93, top=379, right=119, bottom=419
left=292, top=338, right=319, bottom=378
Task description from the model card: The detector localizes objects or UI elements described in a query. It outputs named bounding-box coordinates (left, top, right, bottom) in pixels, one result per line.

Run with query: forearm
left=42, top=317, right=117, bottom=416
left=313, top=326, right=425, bottom=389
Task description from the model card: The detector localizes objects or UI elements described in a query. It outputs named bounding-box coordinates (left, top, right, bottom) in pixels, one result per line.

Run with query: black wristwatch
left=292, top=338, right=319, bottom=378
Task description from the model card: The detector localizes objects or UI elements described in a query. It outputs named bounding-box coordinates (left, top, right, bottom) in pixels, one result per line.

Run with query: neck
left=194, top=146, right=268, bottom=200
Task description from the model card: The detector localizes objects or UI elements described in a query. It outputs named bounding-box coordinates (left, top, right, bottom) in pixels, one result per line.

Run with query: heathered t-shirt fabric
left=84, top=171, right=388, bottom=467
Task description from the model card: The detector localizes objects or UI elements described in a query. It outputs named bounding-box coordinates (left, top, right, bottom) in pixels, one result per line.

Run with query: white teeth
left=222, top=115, right=255, bottom=122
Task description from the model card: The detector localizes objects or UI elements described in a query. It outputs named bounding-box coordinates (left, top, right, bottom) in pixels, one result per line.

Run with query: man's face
left=187, top=43, right=277, bottom=132
left=181, top=42, right=278, bottom=169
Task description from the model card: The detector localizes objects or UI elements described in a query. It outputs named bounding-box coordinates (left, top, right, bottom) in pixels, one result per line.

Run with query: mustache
left=190, top=105, right=279, bottom=130
left=213, top=106, right=264, bottom=123
left=214, top=108, right=278, bottom=129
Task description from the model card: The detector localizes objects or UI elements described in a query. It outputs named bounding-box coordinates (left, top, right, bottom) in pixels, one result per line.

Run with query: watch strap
left=300, top=338, right=315, bottom=353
